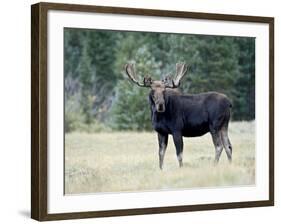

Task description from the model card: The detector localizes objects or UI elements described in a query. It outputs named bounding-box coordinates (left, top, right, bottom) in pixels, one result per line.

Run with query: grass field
left=65, top=121, right=255, bottom=194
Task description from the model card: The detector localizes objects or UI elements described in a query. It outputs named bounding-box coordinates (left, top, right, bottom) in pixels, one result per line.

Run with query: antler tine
left=124, top=64, right=138, bottom=84
left=173, top=62, right=188, bottom=87
left=125, top=64, right=146, bottom=87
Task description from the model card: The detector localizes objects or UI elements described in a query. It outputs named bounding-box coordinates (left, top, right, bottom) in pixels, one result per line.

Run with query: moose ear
left=143, top=76, right=153, bottom=86
left=162, top=74, right=174, bottom=87
left=162, top=63, right=189, bottom=88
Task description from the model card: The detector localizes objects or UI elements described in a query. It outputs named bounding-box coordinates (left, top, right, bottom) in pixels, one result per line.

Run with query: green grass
left=65, top=121, right=255, bottom=194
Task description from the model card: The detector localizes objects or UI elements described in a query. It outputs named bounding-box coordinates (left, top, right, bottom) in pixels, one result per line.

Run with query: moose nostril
left=158, top=104, right=164, bottom=111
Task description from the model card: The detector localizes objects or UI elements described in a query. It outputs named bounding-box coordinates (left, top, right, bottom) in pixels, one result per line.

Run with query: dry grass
left=65, top=121, right=255, bottom=194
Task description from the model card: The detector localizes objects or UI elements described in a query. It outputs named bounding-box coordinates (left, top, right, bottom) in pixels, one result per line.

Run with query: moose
left=124, top=63, right=233, bottom=169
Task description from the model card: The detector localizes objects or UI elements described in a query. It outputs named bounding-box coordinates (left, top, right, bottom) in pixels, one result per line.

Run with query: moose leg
left=158, top=133, right=168, bottom=169
left=211, top=131, right=224, bottom=164
left=172, top=133, right=183, bottom=167
left=220, top=126, right=232, bottom=162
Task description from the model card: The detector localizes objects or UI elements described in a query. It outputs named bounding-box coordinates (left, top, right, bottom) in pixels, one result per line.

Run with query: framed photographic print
left=31, top=2, right=274, bottom=221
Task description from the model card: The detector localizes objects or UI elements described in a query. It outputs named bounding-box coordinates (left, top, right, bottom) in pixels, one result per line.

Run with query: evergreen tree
left=232, top=37, right=255, bottom=120
left=86, top=30, right=119, bottom=121
left=187, top=36, right=239, bottom=98
left=78, top=38, right=95, bottom=124
left=111, top=45, right=161, bottom=130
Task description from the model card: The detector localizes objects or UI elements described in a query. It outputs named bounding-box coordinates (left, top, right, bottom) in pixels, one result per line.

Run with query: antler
left=163, top=63, right=189, bottom=88
left=124, top=63, right=152, bottom=87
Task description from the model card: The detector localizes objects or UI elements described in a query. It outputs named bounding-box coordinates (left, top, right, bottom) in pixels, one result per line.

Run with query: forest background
left=64, top=28, right=255, bottom=132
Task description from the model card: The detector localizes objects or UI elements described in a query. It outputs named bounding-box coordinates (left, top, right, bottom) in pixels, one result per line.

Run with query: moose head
left=124, top=63, right=189, bottom=112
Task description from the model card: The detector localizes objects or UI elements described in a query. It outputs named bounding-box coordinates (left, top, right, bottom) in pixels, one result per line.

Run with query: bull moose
left=124, top=63, right=233, bottom=169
